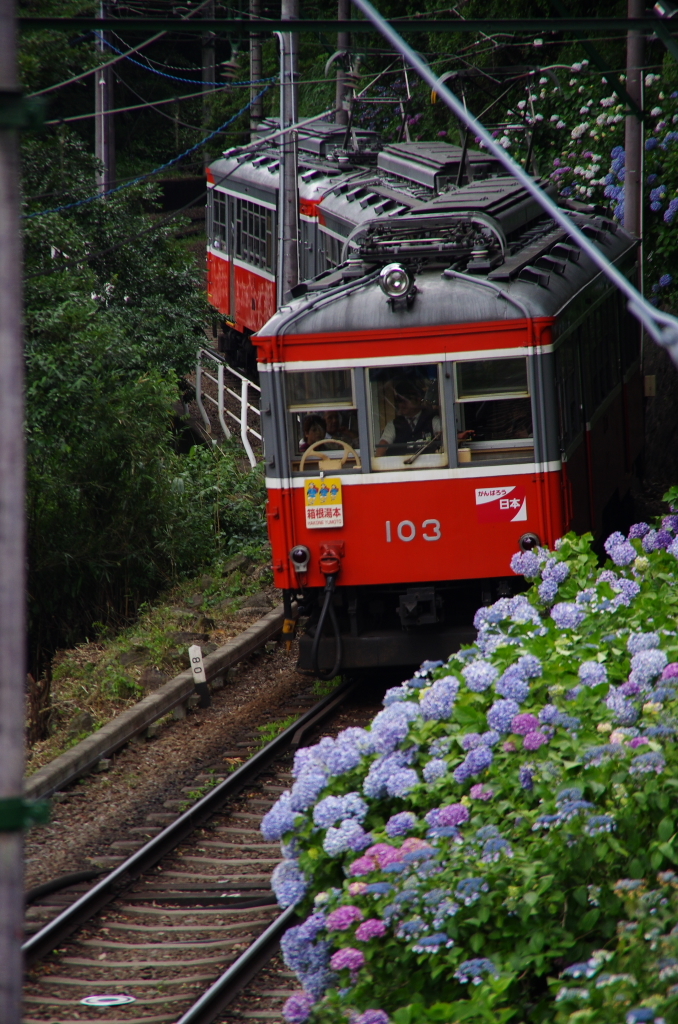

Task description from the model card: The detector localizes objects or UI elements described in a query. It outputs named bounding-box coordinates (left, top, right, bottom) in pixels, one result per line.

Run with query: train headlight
left=379, top=263, right=413, bottom=298
left=519, top=532, right=541, bottom=551
left=290, top=545, right=311, bottom=573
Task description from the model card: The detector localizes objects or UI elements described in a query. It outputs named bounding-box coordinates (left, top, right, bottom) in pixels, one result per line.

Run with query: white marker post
left=188, top=644, right=211, bottom=708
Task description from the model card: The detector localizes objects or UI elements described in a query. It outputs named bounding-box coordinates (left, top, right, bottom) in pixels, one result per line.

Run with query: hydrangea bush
left=262, top=492, right=678, bottom=1024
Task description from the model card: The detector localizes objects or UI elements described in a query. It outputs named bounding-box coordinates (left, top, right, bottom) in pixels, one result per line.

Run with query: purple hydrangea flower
left=662, top=663, right=678, bottom=680
left=538, top=579, right=559, bottom=604
left=551, top=602, right=586, bottom=629
left=605, top=687, right=639, bottom=725
left=385, top=811, right=417, bottom=837
left=330, top=947, right=365, bottom=972
left=613, top=578, right=641, bottom=605
left=627, top=632, right=660, bottom=654
left=628, top=522, right=651, bottom=539
left=620, top=681, right=641, bottom=697
left=354, top=1012, right=389, bottom=1024
left=579, top=661, right=608, bottom=686
left=355, top=918, right=387, bottom=941
left=462, top=660, right=498, bottom=692
left=290, top=769, right=329, bottom=812
left=598, top=569, right=618, bottom=583
left=524, top=730, right=549, bottom=750
left=283, top=992, right=315, bottom=1023
left=438, top=803, right=470, bottom=827
left=461, top=730, right=500, bottom=750
left=510, top=550, right=540, bottom=576
left=272, top=860, right=308, bottom=908
left=662, top=515, right=678, bottom=532
left=519, top=764, right=535, bottom=790
left=470, top=783, right=494, bottom=800
left=511, top=713, right=540, bottom=735
left=670, top=537, right=678, bottom=558
left=363, top=750, right=416, bottom=799
left=420, top=676, right=460, bottom=720
left=629, top=751, right=666, bottom=775
left=326, top=905, right=364, bottom=931
left=423, top=758, right=448, bottom=783
left=261, top=791, right=298, bottom=841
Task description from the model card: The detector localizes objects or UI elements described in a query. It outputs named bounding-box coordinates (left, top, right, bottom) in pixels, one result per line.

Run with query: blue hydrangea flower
left=420, top=676, right=460, bottom=720
left=487, top=698, right=521, bottom=732
left=428, top=735, right=453, bottom=757
left=510, top=550, right=540, bottom=576
left=411, top=932, right=454, bottom=953
left=462, top=660, right=498, bottom=692
left=607, top=540, right=637, bottom=566
left=585, top=815, right=616, bottom=835
left=629, top=648, right=668, bottom=686
left=363, top=750, right=416, bottom=798
left=629, top=751, right=666, bottom=775
left=581, top=744, right=624, bottom=767
left=261, top=791, right=298, bottom=841
left=385, top=811, right=417, bottom=837
left=495, top=671, right=530, bottom=702
left=323, top=820, right=372, bottom=856
left=628, top=522, right=651, bottom=539
left=371, top=703, right=421, bottom=754
left=272, top=859, right=309, bottom=908
left=313, top=792, right=368, bottom=828
left=579, top=661, right=608, bottom=686
left=516, top=654, right=542, bottom=678
left=461, top=731, right=500, bottom=751
left=455, top=877, right=489, bottom=905
left=551, top=602, right=586, bottom=629
left=613, top=578, right=641, bottom=605
left=481, top=837, right=513, bottom=862
left=290, top=769, right=329, bottom=812
left=605, top=687, right=639, bottom=725
left=538, top=579, right=559, bottom=603
left=627, top=632, right=660, bottom=654
left=519, top=764, right=535, bottom=790
left=423, top=758, right=448, bottom=783
left=453, top=745, right=493, bottom=783
left=454, top=958, right=499, bottom=984
left=542, top=560, right=570, bottom=584
left=386, top=768, right=420, bottom=797
left=557, top=787, right=583, bottom=803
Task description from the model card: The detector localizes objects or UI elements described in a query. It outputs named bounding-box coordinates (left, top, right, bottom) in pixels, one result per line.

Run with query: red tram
left=206, top=133, right=642, bottom=673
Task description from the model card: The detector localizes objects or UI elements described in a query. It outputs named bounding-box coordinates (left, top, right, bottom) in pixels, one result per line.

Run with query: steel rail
left=18, top=16, right=678, bottom=33
left=22, top=677, right=356, bottom=966
left=349, top=0, right=678, bottom=367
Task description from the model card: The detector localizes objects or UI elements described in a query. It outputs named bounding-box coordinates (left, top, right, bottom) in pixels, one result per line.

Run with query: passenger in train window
left=324, top=410, right=358, bottom=445
left=300, top=414, right=327, bottom=451
left=466, top=397, right=532, bottom=441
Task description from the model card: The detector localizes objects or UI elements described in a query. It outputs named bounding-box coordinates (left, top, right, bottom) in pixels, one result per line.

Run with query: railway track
left=23, top=678, right=384, bottom=1024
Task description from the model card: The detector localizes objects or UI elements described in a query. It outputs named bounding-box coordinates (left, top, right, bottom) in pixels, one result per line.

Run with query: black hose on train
left=310, top=573, right=343, bottom=681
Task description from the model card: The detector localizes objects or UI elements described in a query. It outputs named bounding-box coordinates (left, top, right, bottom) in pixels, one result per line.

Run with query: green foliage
left=271, top=505, right=678, bottom=1024
left=256, top=714, right=300, bottom=749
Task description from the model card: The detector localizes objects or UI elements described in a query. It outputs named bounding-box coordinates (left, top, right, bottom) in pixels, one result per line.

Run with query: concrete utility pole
left=250, top=0, right=264, bottom=138
left=278, top=0, right=299, bottom=301
left=0, top=0, right=27, bottom=1020
left=95, top=0, right=115, bottom=192
left=624, top=0, right=644, bottom=240
left=335, top=0, right=350, bottom=125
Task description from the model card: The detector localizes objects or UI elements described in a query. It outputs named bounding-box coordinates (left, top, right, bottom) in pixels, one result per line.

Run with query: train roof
left=257, top=187, right=637, bottom=337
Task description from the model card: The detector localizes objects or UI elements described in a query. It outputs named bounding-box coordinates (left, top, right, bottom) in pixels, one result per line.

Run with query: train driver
left=375, top=378, right=473, bottom=456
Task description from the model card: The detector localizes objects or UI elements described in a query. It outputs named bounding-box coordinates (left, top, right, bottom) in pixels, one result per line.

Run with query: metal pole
left=624, top=0, right=643, bottom=239
left=94, top=0, right=115, bottom=192
left=202, top=0, right=216, bottom=137
left=279, top=0, right=299, bottom=298
left=249, top=0, right=263, bottom=138
left=348, top=0, right=678, bottom=362
left=335, top=0, right=350, bottom=126
left=0, top=0, right=27, bottom=1020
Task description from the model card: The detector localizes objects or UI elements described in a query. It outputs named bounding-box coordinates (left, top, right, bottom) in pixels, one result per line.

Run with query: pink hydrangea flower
left=438, top=803, right=470, bottom=827
left=330, top=947, right=365, bottom=972
left=511, top=713, right=541, bottom=735
left=470, top=784, right=494, bottom=801
left=400, top=837, right=431, bottom=854
left=326, top=905, right=364, bottom=931
left=348, top=881, right=368, bottom=895
left=629, top=736, right=650, bottom=748
left=503, top=740, right=517, bottom=753
left=355, top=918, right=387, bottom=941
left=523, top=730, right=548, bottom=751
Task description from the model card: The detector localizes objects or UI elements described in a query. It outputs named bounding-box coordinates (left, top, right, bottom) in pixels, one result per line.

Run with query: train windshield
left=368, top=365, right=448, bottom=471
left=286, top=370, right=361, bottom=471
left=455, top=357, right=534, bottom=465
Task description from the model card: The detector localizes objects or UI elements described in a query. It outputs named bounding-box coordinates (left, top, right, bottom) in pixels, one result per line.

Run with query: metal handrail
left=196, top=348, right=262, bottom=467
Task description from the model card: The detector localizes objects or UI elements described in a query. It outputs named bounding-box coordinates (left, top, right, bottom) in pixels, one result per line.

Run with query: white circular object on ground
left=80, top=994, right=136, bottom=1006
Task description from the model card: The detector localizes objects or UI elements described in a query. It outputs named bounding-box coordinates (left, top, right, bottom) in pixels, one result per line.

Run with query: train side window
left=286, top=370, right=360, bottom=472
left=368, top=365, right=447, bottom=471
left=454, top=357, right=533, bottom=466
left=555, top=333, right=583, bottom=452
left=211, top=189, right=227, bottom=248
left=234, top=198, right=274, bottom=272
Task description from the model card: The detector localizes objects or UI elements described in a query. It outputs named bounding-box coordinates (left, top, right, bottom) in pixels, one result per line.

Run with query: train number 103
left=385, top=519, right=442, bottom=543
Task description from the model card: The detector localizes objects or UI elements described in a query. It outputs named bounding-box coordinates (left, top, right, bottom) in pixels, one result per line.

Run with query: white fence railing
left=195, top=348, right=262, bottom=468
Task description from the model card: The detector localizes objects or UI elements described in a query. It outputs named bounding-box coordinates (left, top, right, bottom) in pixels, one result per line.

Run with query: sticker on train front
left=475, top=486, right=527, bottom=522
left=305, top=477, right=344, bottom=529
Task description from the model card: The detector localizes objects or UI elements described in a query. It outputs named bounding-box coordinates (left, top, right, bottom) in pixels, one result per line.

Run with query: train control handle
left=299, top=439, right=361, bottom=472
left=310, top=544, right=344, bottom=680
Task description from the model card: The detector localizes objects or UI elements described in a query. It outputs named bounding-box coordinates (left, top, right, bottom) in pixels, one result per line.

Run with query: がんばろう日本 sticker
left=305, top=478, right=343, bottom=529
left=475, top=485, right=528, bottom=522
